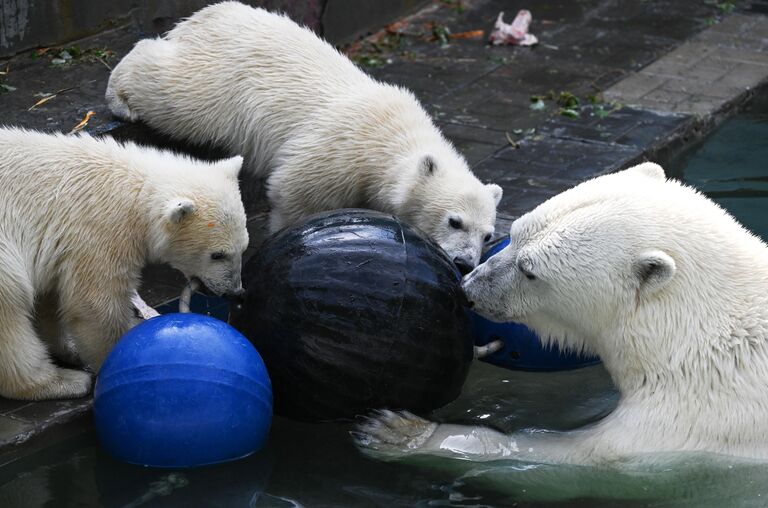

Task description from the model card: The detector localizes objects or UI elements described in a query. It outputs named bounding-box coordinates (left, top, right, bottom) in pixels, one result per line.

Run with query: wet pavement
left=0, top=0, right=767, bottom=465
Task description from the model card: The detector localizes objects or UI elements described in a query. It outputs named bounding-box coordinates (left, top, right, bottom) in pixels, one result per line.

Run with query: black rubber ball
left=230, top=209, right=474, bottom=422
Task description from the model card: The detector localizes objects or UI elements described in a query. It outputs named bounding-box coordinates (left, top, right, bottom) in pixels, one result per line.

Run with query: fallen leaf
left=449, top=30, right=484, bottom=39
left=385, top=20, right=408, bottom=34
left=68, top=111, right=95, bottom=134
left=28, top=86, right=76, bottom=111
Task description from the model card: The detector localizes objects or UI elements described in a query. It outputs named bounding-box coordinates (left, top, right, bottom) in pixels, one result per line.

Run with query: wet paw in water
left=352, top=410, right=438, bottom=459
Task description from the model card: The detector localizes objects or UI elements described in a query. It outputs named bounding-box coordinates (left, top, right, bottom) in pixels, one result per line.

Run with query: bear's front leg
left=353, top=410, right=440, bottom=459
left=354, top=410, right=582, bottom=464
left=0, top=277, right=91, bottom=400
left=61, top=290, right=136, bottom=372
left=354, top=410, right=520, bottom=461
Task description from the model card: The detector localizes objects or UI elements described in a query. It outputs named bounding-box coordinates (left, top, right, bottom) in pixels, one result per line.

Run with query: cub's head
left=397, top=153, right=502, bottom=275
left=462, top=163, right=683, bottom=353
left=153, top=156, right=249, bottom=297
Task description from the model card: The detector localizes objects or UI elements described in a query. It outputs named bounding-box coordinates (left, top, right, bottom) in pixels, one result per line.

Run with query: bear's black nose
left=453, top=257, right=474, bottom=276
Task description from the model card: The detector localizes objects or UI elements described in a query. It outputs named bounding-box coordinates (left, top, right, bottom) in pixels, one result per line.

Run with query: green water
left=2, top=96, right=768, bottom=507
left=667, top=91, right=768, bottom=240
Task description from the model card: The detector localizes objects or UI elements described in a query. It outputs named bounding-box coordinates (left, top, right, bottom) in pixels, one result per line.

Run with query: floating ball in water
left=94, top=313, right=272, bottom=468
left=230, top=209, right=473, bottom=422
left=470, top=236, right=601, bottom=371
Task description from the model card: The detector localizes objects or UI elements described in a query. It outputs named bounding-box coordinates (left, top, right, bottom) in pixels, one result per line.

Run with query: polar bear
left=105, top=1, right=501, bottom=273
left=354, top=163, right=768, bottom=464
left=0, top=128, right=248, bottom=400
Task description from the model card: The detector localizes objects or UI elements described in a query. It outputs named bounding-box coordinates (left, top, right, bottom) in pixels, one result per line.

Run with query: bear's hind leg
left=0, top=275, right=91, bottom=400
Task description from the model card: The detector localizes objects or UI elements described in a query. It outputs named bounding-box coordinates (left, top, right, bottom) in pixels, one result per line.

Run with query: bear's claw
left=352, top=409, right=438, bottom=459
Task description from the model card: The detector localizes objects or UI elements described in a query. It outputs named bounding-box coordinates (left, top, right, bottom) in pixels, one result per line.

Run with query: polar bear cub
left=355, top=163, right=768, bottom=464
left=0, top=128, right=248, bottom=400
left=105, top=1, right=502, bottom=272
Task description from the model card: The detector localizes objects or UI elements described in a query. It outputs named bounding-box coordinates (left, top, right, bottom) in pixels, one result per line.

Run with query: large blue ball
left=470, top=237, right=601, bottom=371
left=94, top=313, right=272, bottom=468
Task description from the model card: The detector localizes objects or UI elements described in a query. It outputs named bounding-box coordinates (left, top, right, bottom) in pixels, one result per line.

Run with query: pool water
left=2, top=96, right=768, bottom=507
left=667, top=91, right=768, bottom=240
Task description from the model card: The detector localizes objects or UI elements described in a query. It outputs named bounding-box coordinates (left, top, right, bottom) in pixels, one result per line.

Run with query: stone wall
left=0, top=0, right=427, bottom=58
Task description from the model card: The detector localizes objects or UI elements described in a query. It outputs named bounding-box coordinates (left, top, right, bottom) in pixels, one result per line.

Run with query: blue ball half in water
left=94, top=313, right=272, bottom=468
left=470, top=237, right=601, bottom=371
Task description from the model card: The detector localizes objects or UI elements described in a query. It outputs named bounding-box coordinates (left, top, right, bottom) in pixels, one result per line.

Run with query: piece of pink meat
left=489, top=10, right=538, bottom=46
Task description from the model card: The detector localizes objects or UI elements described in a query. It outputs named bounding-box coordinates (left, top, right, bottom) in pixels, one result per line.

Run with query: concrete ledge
left=604, top=14, right=768, bottom=116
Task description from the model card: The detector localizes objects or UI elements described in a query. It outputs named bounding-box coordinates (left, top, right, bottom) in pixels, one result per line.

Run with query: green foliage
left=431, top=22, right=451, bottom=46
left=529, top=90, right=622, bottom=119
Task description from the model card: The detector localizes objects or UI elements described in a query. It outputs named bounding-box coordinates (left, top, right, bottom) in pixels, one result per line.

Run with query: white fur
left=356, top=162, right=768, bottom=464
left=0, top=128, right=248, bottom=400
left=105, top=1, right=501, bottom=269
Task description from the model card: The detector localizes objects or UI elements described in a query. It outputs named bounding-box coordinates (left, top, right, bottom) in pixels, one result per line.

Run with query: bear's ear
left=622, top=162, right=666, bottom=181
left=487, top=183, right=503, bottom=206
left=166, top=199, right=196, bottom=225
left=419, top=155, right=437, bottom=177
left=633, top=250, right=676, bottom=295
left=218, top=155, right=244, bottom=180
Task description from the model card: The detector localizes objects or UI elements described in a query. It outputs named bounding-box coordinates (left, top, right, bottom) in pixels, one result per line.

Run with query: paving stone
left=668, top=99, right=727, bottom=116
left=718, top=62, right=768, bottom=87
left=661, top=79, right=745, bottom=99
left=607, top=12, right=768, bottom=116
left=0, top=400, right=30, bottom=417
left=705, top=46, right=768, bottom=67
left=539, top=106, right=689, bottom=149
left=449, top=139, right=499, bottom=165
left=437, top=122, right=510, bottom=146
left=708, top=13, right=759, bottom=35
left=693, top=29, right=766, bottom=51
left=491, top=137, right=642, bottom=182
left=641, top=88, right=694, bottom=104
left=677, top=64, right=730, bottom=83
left=753, top=14, right=768, bottom=37
left=603, top=72, right=667, bottom=100
left=0, top=417, right=35, bottom=448
left=641, top=57, right=696, bottom=78
left=9, top=399, right=89, bottom=422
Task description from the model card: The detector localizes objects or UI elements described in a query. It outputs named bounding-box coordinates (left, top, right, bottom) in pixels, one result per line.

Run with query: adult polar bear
left=355, top=163, right=768, bottom=463
left=105, top=1, right=502, bottom=273
left=0, top=128, right=248, bottom=400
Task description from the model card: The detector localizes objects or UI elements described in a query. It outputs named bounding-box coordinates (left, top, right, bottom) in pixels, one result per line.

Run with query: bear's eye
left=449, top=217, right=463, bottom=230
left=484, top=233, right=492, bottom=243
left=211, top=252, right=227, bottom=261
left=518, top=258, right=536, bottom=280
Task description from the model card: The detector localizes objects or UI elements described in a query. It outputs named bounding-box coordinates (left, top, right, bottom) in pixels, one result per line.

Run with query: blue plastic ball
left=470, top=237, right=601, bottom=371
left=94, top=313, right=272, bottom=468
